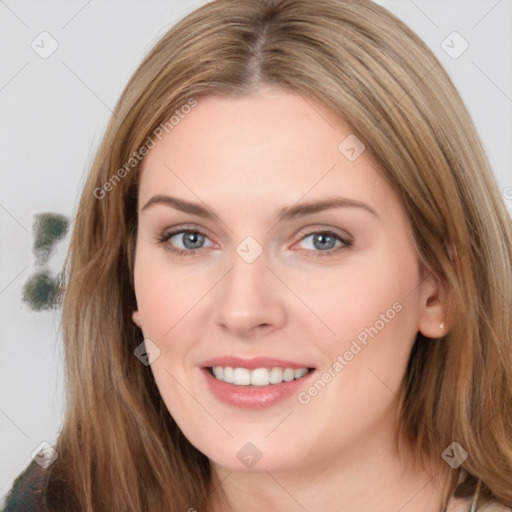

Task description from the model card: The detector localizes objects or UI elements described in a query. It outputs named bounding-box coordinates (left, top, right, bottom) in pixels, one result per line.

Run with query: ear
left=132, top=310, right=142, bottom=328
left=417, top=272, right=450, bottom=338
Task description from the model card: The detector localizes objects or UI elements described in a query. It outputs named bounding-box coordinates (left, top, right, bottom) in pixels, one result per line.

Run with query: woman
left=3, top=0, right=511, bottom=511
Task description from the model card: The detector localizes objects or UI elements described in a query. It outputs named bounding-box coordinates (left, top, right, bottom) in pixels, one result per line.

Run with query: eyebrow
left=141, top=194, right=379, bottom=221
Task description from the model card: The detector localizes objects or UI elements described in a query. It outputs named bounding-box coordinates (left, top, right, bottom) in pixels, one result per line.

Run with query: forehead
left=140, top=88, right=343, bottom=168
left=137, top=88, right=394, bottom=217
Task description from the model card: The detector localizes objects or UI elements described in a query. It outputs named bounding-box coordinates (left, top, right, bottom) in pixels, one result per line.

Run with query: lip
left=200, top=356, right=315, bottom=370
left=199, top=359, right=317, bottom=410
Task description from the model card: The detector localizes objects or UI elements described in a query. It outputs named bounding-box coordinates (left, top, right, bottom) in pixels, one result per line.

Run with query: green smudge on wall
left=33, top=213, right=68, bottom=264
left=22, top=270, right=60, bottom=311
left=22, top=212, right=69, bottom=311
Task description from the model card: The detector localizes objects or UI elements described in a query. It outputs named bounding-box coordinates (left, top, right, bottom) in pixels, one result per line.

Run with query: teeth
left=223, top=366, right=234, bottom=383
left=234, top=368, right=251, bottom=385
left=211, top=366, right=310, bottom=386
left=251, top=368, right=268, bottom=386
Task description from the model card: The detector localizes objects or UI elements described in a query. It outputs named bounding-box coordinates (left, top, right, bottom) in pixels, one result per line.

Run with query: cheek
left=326, top=252, right=420, bottom=395
left=134, top=248, right=208, bottom=339
left=133, top=252, right=198, bottom=413
left=304, top=251, right=417, bottom=335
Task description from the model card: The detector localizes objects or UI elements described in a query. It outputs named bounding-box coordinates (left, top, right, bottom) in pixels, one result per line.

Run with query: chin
left=202, top=439, right=303, bottom=474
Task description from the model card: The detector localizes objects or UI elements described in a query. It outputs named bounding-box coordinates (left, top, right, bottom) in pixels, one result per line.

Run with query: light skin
left=131, top=86, right=451, bottom=512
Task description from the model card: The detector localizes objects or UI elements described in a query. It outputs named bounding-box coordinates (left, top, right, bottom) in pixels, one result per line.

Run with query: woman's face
left=132, top=86, right=444, bottom=475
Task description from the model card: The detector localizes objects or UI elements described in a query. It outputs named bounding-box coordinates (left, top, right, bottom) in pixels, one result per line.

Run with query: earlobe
left=417, top=273, right=450, bottom=338
left=132, top=310, right=142, bottom=328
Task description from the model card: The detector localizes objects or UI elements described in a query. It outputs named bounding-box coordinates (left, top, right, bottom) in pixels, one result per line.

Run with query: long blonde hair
left=41, top=0, right=512, bottom=510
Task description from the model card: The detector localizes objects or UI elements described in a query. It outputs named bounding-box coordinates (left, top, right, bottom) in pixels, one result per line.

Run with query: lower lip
left=201, top=368, right=316, bottom=409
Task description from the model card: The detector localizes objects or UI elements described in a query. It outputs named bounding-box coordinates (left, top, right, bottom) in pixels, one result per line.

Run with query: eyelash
left=156, top=226, right=353, bottom=258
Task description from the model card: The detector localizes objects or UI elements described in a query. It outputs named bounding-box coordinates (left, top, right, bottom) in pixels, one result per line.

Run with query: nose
left=213, top=248, right=286, bottom=339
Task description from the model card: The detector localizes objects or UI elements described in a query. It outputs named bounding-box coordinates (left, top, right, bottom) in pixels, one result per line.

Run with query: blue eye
left=157, top=228, right=352, bottom=257
left=298, top=230, right=349, bottom=254
left=157, top=229, right=213, bottom=256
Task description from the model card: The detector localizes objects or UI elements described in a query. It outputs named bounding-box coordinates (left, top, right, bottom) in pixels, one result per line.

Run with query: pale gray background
left=1, top=0, right=511, bottom=503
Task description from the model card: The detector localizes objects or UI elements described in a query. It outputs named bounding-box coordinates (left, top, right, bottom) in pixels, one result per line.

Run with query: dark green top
left=1, top=461, right=47, bottom=512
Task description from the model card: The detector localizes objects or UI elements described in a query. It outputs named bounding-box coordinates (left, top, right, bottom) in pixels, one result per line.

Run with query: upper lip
left=200, top=356, right=315, bottom=370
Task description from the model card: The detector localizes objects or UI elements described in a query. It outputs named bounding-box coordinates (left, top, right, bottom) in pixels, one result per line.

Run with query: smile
left=209, top=366, right=313, bottom=386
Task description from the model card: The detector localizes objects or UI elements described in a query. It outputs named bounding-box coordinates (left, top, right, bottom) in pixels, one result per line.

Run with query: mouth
left=198, top=356, right=318, bottom=408
left=206, top=366, right=315, bottom=386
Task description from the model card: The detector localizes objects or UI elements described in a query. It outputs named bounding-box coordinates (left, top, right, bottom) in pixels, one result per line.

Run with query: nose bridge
left=213, top=238, right=285, bottom=335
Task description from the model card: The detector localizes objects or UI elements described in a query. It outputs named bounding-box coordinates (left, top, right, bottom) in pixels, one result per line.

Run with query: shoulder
left=447, top=496, right=512, bottom=512
left=1, top=461, right=47, bottom=512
